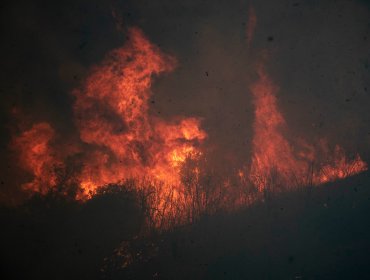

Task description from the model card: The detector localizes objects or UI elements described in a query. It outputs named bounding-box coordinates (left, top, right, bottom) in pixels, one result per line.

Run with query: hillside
left=108, top=171, right=370, bottom=279
left=1, top=171, right=370, bottom=280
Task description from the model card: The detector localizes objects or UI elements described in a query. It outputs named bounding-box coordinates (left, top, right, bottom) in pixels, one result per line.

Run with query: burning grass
left=10, top=27, right=366, bottom=211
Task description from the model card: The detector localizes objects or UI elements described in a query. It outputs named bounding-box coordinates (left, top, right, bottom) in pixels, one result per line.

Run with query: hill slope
left=114, top=171, right=370, bottom=280
left=1, top=171, right=370, bottom=280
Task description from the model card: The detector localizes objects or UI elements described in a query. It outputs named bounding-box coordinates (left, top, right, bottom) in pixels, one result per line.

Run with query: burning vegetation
left=247, top=65, right=367, bottom=192
left=10, top=21, right=367, bottom=230
left=2, top=1, right=370, bottom=279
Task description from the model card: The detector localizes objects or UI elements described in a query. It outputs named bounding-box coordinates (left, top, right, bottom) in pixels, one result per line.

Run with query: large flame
left=73, top=28, right=206, bottom=196
left=10, top=21, right=367, bottom=227
left=12, top=28, right=206, bottom=198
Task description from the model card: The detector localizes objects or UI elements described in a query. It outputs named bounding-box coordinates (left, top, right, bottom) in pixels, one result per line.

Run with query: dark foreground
left=1, top=172, right=370, bottom=280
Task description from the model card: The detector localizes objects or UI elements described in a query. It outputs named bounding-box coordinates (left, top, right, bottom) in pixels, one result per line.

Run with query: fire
left=72, top=28, right=206, bottom=196
left=10, top=20, right=367, bottom=227
left=249, top=65, right=304, bottom=190
left=248, top=65, right=367, bottom=191
left=12, top=28, right=206, bottom=199
left=11, top=122, right=63, bottom=194
left=314, top=145, right=367, bottom=184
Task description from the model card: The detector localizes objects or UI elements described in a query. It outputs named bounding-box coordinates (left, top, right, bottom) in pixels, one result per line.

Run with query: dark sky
left=1, top=0, right=370, bottom=199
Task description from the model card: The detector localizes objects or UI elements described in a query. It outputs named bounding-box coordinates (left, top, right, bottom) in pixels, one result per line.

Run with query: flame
left=10, top=21, right=367, bottom=227
left=11, top=122, right=63, bottom=194
left=11, top=28, right=206, bottom=199
left=72, top=28, right=206, bottom=196
left=249, top=65, right=305, bottom=190
left=314, top=145, right=367, bottom=184
left=248, top=65, right=367, bottom=191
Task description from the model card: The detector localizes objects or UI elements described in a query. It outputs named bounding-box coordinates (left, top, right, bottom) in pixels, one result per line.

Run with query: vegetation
left=1, top=170, right=370, bottom=279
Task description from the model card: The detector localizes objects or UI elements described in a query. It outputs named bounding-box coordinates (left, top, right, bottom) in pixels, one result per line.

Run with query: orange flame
left=10, top=22, right=367, bottom=226
left=248, top=65, right=367, bottom=191
left=12, top=28, right=206, bottom=199
left=11, top=122, right=63, bottom=194
left=72, top=28, right=206, bottom=197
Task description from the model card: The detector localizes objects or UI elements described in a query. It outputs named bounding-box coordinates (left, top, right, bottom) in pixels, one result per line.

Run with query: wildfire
left=12, top=28, right=206, bottom=198
left=72, top=28, right=206, bottom=196
left=248, top=65, right=367, bottom=191
left=11, top=122, right=63, bottom=194
left=10, top=18, right=367, bottom=225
